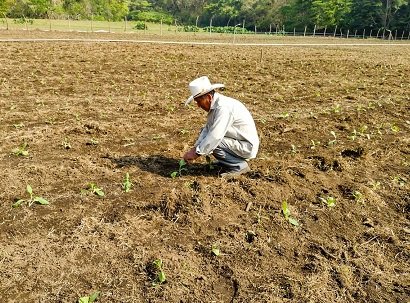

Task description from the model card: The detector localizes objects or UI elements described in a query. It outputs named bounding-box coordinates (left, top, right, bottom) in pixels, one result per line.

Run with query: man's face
left=194, top=93, right=212, bottom=112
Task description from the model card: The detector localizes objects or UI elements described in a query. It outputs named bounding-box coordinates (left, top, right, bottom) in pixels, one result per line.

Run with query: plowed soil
left=0, top=30, right=409, bottom=303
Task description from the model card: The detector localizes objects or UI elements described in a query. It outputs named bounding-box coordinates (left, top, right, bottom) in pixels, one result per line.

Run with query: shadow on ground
left=107, top=154, right=224, bottom=178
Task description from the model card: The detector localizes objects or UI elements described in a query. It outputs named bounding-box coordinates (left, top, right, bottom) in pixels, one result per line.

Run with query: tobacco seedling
left=319, top=196, right=336, bottom=207
left=122, top=173, right=132, bottom=192
left=78, top=291, right=99, bottom=303
left=332, top=104, right=342, bottom=113
left=328, top=131, right=337, bottom=146
left=152, top=259, right=166, bottom=284
left=369, top=180, right=381, bottom=190
left=170, top=159, right=187, bottom=178
left=310, top=140, right=320, bottom=150
left=12, top=185, right=49, bottom=208
left=206, top=155, right=215, bottom=170
left=83, top=183, right=105, bottom=197
left=211, top=244, right=220, bottom=256
left=352, top=190, right=364, bottom=203
left=62, top=137, right=71, bottom=149
left=281, top=200, right=299, bottom=226
left=12, top=142, right=29, bottom=156
left=390, top=124, right=400, bottom=133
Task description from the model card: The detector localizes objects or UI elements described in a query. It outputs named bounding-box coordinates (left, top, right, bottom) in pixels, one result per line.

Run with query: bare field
left=0, top=30, right=409, bottom=303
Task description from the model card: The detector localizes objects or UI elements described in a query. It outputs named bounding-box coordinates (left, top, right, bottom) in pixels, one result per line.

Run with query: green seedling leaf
left=170, top=171, right=178, bottom=178
left=33, top=197, right=49, bottom=205
left=153, top=259, right=162, bottom=269
left=27, top=185, right=33, bottom=195
left=95, top=188, right=104, bottom=197
left=78, top=291, right=99, bottom=303
left=12, top=199, right=25, bottom=208
left=281, top=200, right=290, bottom=219
left=211, top=244, right=220, bottom=256
left=89, top=291, right=100, bottom=302
left=282, top=200, right=299, bottom=226
left=288, top=217, right=300, bottom=226
left=122, top=173, right=133, bottom=192
left=158, top=270, right=166, bottom=283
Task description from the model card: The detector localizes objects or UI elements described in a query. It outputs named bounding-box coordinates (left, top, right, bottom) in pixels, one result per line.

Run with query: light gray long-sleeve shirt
left=194, top=93, right=259, bottom=159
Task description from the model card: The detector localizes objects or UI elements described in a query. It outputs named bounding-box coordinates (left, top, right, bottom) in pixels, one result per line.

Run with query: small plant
left=281, top=200, right=299, bottom=226
left=62, top=138, right=71, bottom=149
left=83, top=183, right=105, bottom=197
left=332, top=104, right=342, bottom=113
left=349, top=129, right=358, bottom=141
left=278, top=112, right=290, bottom=119
left=86, top=138, right=99, bottom=146
left=13, top=122, right=25, bottom=128
left=12, top=185, right=49, bottom=208
left=122, top=173, right=133, bottom=192
left=12, top=142, right=29, bottom=156
left=152, top=259, right=166, bottom=284
left=291, top=144, right=297, bottom=154
left=205, top=155, right=215, bottom=170
left=390, top=124, right=400, bottom=133
left=310, top=140, right=320, bottom=149
left=369, top=180, right=381, bottom=190
left=78, top=291, right=99, bottom=303
left=319, top=196, right=336, bottom=207
left=211, top=244, right=220, bottom=256
left=352, top=190, right=364, bottom=203
left=179, top=129, right=189, bottom=135
left=170, top=159, right=188, bottom=178
left=392, top=176, right=406, bottom=187
left=328, top=131, right=337, bottom=146
left=134, top=21, right=147, bottom=30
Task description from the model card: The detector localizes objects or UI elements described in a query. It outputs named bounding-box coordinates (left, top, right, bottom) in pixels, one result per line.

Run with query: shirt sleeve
left=196, top=107, right=233, bottom=155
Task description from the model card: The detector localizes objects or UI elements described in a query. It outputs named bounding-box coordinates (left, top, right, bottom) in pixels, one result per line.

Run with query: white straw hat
left=185, top=76, right=224, bottom=106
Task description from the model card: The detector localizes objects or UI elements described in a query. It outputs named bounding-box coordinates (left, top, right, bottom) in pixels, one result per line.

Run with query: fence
left=1, top=17, right=410, bottom=41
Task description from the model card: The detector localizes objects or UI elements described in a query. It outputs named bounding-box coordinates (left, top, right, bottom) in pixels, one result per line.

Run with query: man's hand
left=183, top=147, right=200, bottom=162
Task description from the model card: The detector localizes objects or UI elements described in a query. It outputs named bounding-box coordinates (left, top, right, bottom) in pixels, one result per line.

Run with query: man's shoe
left=221, top=165, right=251, bottom=178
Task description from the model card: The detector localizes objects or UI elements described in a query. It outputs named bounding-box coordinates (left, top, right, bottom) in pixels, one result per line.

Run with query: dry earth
left=0, top=30, right=409, bottom=303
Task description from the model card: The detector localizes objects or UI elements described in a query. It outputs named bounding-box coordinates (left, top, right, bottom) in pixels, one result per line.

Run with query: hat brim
left=184, top=84, right=224, bottom=106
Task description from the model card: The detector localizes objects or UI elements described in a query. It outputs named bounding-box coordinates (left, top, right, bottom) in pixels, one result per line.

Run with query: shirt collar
left=210, top=92, right=220, bottom=110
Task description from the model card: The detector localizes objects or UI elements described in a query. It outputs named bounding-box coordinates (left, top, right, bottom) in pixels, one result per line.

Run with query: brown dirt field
left=0, top=30, right=409, bottom=303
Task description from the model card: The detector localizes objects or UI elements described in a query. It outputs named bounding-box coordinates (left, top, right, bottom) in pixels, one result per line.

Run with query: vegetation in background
left=1, top=0, right=409, bottom=33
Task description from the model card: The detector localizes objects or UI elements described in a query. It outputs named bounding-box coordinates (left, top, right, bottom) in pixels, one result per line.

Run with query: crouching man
left=183, top=76, right=259, bottom=178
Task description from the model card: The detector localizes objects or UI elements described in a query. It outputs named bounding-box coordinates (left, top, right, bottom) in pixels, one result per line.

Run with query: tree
left=311, top=0, right=352, bottom=28
left=347, top=0, right=382, bottom=30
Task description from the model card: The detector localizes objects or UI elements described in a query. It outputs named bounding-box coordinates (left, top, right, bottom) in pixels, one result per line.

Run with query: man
left=183, top=76, right=259, bottom=178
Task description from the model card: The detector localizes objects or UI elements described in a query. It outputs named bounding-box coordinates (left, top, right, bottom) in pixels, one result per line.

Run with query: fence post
left=347, top=29, right=349, bottom=39
left=160, top=19, right=163, bottom=35
left=195, top=16, right=199, bottom=28
left=313, top=24, right=316, bottom=36
left=376, top=28, right=380, bottom=38
left=293, top=28, right=295, bottom=36
left=48, top=13, right=51, bottom=31
left=242, top=19, right=245, bottom=33
left=304, top=25, right=307, bottom=36
left=369, top=29, right=372, bottom=38
left=124, top=16, right=127, bottom=32
left=269, top=24, right=272, bottom=34
left=334, top=25, right=337, bottom=37
left=354, top=29, right=357, bottom=38
left=363, top=29, right=365, bottom=39
left=324, top=26, right=327, bottom=37
left=209, top=17, right=212, bottom=35
left=91, top=14, right=93, bottom=32
left=254, top=25, right=256, bottom=34
left=283, top=25, right=285, bottom=36
left=394, top=29, right=397, bottom=40
left=382, top=28, right=385, bottom=39
left=401, top=30, right=404, bottom=40
left=340, top=28, right=343, bottom=38
left=24, top=16, right=28, bottom=31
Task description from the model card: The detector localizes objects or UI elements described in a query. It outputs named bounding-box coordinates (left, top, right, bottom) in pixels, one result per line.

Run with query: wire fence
left=1, top=17, right=410, bottom=41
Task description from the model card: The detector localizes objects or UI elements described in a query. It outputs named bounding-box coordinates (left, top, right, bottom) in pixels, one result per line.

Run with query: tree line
left=1, top=0, right=409, bottom=32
